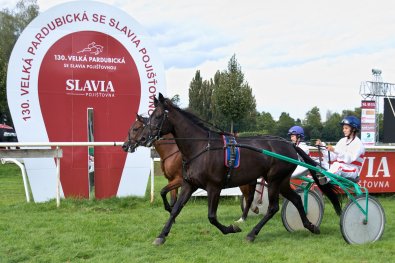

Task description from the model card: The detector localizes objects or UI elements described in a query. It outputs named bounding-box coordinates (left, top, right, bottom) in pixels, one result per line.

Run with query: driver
left=288, top=126, right=310, bottom=178
left=317, top=116, right=365, bottom=184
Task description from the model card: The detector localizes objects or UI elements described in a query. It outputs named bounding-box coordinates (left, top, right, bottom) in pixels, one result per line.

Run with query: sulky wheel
left=281, top=188, right=324, bottom=232
left=299, top=182, right=325, bottom=210
left=240, top=185, right=269, bottom=216
left=340, top=195, right=385, bottom=244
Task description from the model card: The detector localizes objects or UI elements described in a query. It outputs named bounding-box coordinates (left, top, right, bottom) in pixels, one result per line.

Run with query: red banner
left=358, top=150, right=395, bottom=193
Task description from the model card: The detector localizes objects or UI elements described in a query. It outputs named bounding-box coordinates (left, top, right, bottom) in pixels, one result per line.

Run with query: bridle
left=124, top=120, right=148, bottom=153
left=124, top=128, right=141, bottom=153
left=146, top=111, right=168, bottom=147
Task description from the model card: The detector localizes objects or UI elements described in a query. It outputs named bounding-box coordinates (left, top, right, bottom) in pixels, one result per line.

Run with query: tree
left=256, top=111, right=276, bottom=134
left=188, top=70, right=203, bottom=113
left=341, top=107, right=361, bottom=119
left=303, top=106, right=323, bottom=141
left=274, top=112, right=295, bottom=138
left=212, top=55, right=256, bottom=132
left=200, top=79, right=214, bottom=121
left=237, top=110, right=258, bottom=132
left=0, top=0, right=39, bottom=125
left=170, top=94, right=180, bottom=106
left=188, top=70, right=214, bottom=121
left=321, top=111, right=342, bottom=142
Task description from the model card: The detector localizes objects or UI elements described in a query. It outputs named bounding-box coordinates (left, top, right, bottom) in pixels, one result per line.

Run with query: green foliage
left=274, top=112, right=295, bottom=138
left=170, top=94, right=181, bottom=106
left=238, top=130, right=270, bottom=137
left=213, top=55, right=256, bottom=132
left=257, top=111, right=276, bottom=134
left=1, top=163, right=395, bottom=262
left=0, top=0, right=39, bottom=125
left=188, top=70, right=215, bottom=121
left=322, top=111, right=343, bottom=142
left=302, top=106, right=323, bottom=140
left=189, top=55, right=256, bottom=132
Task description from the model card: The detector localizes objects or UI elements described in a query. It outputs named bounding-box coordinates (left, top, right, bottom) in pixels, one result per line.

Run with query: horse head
left=122, top=114, right=149, bottom=153
left=143, top=93, right=174, bottom=147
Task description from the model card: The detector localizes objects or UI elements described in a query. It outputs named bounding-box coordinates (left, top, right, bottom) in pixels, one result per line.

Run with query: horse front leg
left=160, top=186, right=172, bottom=213
left=160, top=177, right=182, bottom=213
left=207, top=186, right=242, bottom=234
left=153, top=181, right=196, bottom=245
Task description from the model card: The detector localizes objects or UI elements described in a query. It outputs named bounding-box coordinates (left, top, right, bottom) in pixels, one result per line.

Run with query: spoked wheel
left=281, top=189, right=324, bottom=232
left=340, top=195, right=385, bottom=244
left=240, top=185, right=269, bottom=216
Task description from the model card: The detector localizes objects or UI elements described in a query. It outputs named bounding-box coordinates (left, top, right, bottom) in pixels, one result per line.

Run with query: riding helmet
left=288, top=126, right=305, bottom=138
left=340, top=116, right=361, bottom=131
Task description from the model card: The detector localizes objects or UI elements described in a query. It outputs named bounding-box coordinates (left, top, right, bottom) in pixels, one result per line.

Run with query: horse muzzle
left=122, top=142, right=137, bottom=153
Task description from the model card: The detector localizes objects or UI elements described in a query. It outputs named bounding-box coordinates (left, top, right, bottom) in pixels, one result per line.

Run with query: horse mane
left=162, top=98, right=293, bottom=144
left=243, top=135, right=289, bottom=143
left=163, top=98, right=232, bottom=135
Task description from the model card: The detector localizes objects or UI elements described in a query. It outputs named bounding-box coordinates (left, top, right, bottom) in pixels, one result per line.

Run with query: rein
left=161, top=150, right=180, bottom=163
left=156, top=136, right=291, bottom=143
left=181, top=132, right=224, bottom=166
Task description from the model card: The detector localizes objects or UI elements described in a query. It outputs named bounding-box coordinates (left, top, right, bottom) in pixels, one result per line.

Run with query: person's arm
left=333, top=140, right=363, bottom=164
left=316, top=139, right=336, bottom=162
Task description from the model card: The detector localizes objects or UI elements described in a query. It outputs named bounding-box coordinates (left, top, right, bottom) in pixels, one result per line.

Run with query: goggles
left=340, top=119, right=351, bottom=125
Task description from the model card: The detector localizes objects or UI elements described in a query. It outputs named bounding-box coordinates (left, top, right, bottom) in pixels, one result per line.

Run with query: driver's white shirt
left=291, top=141, right=310, bottom=178
left=328, top=136, right=365, bottom=179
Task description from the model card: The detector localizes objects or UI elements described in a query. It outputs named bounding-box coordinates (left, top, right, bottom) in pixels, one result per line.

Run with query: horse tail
left=293, top=145, right=342, bottom=216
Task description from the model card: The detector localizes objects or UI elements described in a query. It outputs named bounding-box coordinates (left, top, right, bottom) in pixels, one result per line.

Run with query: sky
left=2, top=0, right=395, bottom=121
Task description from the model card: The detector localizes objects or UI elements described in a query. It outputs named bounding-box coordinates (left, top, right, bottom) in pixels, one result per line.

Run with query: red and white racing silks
left=327, top=136, right=365, bottom=180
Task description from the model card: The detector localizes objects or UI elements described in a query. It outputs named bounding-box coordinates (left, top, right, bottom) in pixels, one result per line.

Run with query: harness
left=146, top=110, right=291, bottom=187
left=222, top=135, right=240, bottom=186
left=181, top=133, right=241, bottom=187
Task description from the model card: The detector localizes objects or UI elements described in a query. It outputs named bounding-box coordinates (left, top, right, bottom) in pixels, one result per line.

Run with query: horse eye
left=133, top=128, right=138, bottom=132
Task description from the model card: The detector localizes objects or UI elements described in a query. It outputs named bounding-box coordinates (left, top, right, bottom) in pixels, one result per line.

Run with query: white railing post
left=56, top=146, right=61, bottom=207
left=1, top=158, right=30, bottom=202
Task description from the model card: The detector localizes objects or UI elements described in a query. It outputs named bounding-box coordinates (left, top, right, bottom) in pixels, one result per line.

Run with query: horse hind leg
left=279, top=179, right=320, bottom=234
left=246, top=183, right=281, bottom=242
left=236, top=182, right=257, bottom=223
left=207, top=186, right=242, bottom=234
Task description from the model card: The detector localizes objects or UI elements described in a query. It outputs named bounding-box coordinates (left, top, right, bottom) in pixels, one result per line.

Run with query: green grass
left=0, top=162, right=394, bottom=262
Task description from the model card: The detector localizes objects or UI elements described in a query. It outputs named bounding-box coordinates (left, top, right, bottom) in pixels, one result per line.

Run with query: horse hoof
left=252, top=207, right=259, bottom=214
left=232, top=224, right=242, bottom=233
left=245, top=235, right=255, bottom=242
left=152, top=237, right=166, bottom=245
left=307, top=224, right=320, bottom=234
left=235, top=218, right=245, bottom=224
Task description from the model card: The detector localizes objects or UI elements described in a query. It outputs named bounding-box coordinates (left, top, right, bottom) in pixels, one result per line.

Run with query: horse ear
left=154, top=96, right=159, bottom=107
left=137, top=114, right=144, bottom=122
left=159, top=93, right=165, bottom=102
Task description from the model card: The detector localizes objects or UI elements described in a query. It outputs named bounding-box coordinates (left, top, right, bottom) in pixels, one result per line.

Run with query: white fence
left=0, top=142, right=130, bottom=207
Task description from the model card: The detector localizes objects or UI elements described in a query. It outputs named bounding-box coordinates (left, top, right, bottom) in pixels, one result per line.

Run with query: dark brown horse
left=122, top=114, right=257, bottom=220
left=140, top=94, right=341, bottom=245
